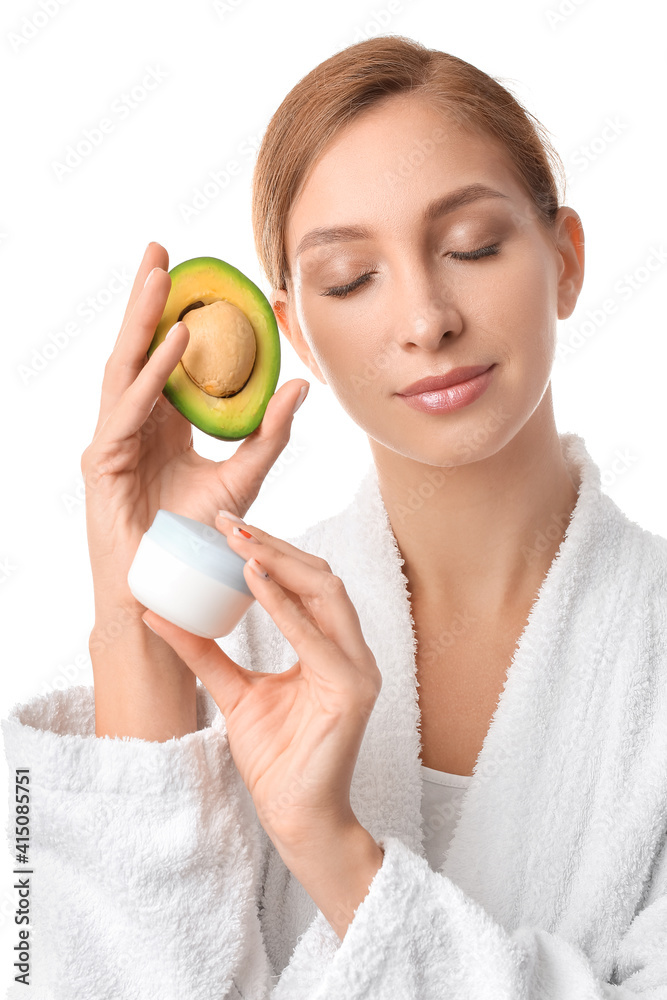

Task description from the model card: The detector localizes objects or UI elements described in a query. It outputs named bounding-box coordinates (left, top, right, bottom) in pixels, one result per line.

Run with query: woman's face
left=272, top=93, right=584, bottom=466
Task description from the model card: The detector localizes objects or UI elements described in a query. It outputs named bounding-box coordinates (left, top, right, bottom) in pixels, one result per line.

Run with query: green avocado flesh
left=148, top=256, right=280, bottom=441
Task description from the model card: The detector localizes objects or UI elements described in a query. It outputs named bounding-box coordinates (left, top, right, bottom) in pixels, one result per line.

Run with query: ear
left=553, top=207, right=585, bottom=321
left=270, top=288, right=327, bottom=385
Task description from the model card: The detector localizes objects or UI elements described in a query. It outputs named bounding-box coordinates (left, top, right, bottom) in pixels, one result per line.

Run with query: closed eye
left=321, top=272, right=377, bottom=299
left=321, top=243, right=502, bottom=299
left=448, top=242, right=501, bottom=261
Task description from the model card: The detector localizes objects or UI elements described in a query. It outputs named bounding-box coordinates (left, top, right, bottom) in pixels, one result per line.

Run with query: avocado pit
left=177, top=299, right=256, bottom=398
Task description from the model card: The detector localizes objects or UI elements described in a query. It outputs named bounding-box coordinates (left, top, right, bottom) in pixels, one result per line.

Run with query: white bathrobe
left=3, top=431, right=667, bottom=999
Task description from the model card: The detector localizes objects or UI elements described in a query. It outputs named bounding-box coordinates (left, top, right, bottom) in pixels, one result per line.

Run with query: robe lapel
left=327, top=431, right=628, bottom=931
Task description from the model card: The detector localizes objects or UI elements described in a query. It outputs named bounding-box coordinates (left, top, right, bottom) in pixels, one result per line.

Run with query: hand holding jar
left=140, top=512, right=383, bottom=857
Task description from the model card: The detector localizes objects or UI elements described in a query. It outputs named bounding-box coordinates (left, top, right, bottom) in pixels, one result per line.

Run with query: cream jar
left=127, top=510, right=255, bottom=638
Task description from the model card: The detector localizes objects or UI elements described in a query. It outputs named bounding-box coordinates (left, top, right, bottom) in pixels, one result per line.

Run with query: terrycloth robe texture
left=3, top=431, right=667, bottom=999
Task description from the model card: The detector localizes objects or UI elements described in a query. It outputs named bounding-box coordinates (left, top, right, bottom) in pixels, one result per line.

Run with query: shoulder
left=605, top=491, right=667, bottom=605
left=629, top=518, right=667, bottom=644
left=597, top=498, right=667, bottom=720
left=562, top=429, right=666, bottom=620
left=635, top=521, right=667, bottom=595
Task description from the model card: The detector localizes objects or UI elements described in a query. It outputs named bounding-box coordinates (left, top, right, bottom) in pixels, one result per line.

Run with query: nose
left=392, top=261, right=463, bottom=350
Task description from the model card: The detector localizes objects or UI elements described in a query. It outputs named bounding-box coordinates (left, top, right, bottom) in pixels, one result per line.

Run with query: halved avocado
left=147, top=256, right=280, bottom=440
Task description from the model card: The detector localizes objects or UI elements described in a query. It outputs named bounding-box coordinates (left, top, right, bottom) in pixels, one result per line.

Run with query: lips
left=397, top=365, right=493, bottom=396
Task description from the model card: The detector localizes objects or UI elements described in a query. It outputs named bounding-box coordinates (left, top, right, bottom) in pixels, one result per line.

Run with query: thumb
left=248, top=378, right=310, bottom=440
left=141, top=609, right=248, bottom=717
left=224, top=378, right=309, bottom=485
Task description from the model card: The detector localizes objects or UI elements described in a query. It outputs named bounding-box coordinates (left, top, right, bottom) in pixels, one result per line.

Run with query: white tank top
left=420, top=763, right=473, bottom=872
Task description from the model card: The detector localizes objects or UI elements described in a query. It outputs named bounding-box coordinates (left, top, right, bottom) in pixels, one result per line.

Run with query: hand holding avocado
left=81, top=241, right=308, bottom=734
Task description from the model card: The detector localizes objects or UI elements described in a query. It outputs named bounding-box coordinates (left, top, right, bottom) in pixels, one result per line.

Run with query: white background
left=1, top=0, right=665, bottom=967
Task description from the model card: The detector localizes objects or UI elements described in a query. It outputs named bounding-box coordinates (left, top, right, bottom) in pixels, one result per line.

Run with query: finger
left=240, top=560, right=367, bottom=703
left=216, top=512, right=329, bottom=572
left=141, top=609, right=250, bottom=718
left=94, top=322, right=190, bottom=448
left=95, top=266, right=173, bottom=434
left=118, top=241, right=169, bottom=345
left=113, top=263, right=171, bottom=359
left=228, top=528, right=370, bottom=668
left=216, top=380, right=309, bottom=511
left=217, top=515, right=326, bottom=628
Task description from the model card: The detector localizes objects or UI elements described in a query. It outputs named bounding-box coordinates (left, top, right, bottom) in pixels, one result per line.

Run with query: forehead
left=285, top=94, right=528, bottom=261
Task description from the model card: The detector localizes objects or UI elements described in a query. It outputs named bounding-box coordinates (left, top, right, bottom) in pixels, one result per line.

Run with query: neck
left=368, top=390, right=579, bottom=619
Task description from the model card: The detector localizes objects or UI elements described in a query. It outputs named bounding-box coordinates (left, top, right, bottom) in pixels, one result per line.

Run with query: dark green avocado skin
left=148, top=256, right=281, bottom=441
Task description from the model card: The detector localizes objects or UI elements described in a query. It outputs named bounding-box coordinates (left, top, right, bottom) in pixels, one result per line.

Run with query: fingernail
left=218, top=509, right=245, bottom=524
left=291, top=384, right=309, bottom=416
left=166, top=322, right=182, bottom=339
left=247, top=557, right=270, bottom=579
left=144, top=267, right=159, bottom=288
left=142, top=616, right=158, bottom=635
left=232, top=525, right=258, bottom=543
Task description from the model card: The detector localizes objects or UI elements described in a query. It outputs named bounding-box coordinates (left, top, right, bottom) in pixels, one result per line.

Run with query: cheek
left=308, top=326, right=355, bottom=385
left=482, top=251, right=556, bottom=353
left=519, top=260, right=559, bottom=365
left=332, top=327, right=397, bottom=407
left=303, top=302, right=386, bottom=397
left=295, top=297, right=347, bottom=379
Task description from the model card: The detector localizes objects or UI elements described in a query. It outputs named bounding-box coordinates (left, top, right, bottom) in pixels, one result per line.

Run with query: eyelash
left=321, top=243, right=502, bottom=299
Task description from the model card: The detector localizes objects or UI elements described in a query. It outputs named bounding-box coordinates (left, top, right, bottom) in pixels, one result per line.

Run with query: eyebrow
left=294, top=183, right=510, bottom=260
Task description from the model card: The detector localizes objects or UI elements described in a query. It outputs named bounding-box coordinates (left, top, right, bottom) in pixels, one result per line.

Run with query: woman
left=3, top=35, right=666, bottom=999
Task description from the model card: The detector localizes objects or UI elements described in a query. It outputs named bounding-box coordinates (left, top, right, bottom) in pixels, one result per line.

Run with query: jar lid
left=147, top=510, right=253, bottom=596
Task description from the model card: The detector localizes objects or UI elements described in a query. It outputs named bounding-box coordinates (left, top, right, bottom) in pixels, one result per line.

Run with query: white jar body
left=128, top=532, right=254, bottom=638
